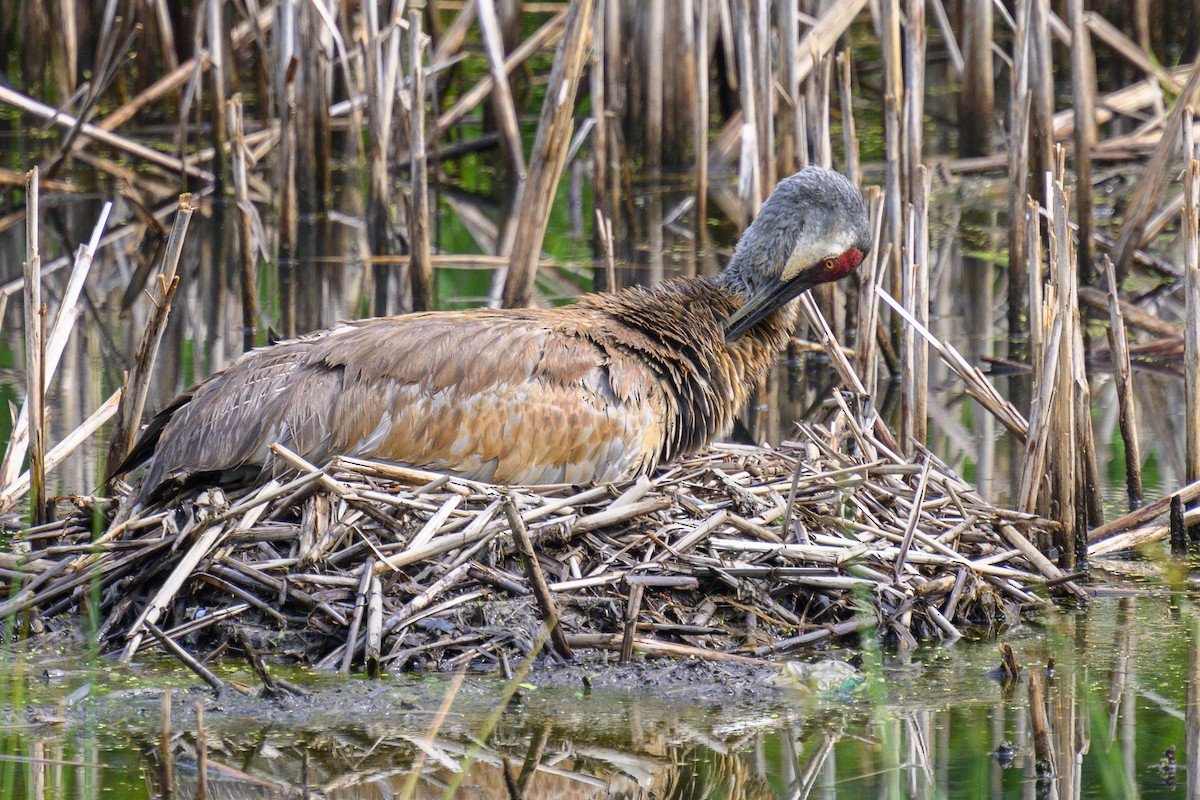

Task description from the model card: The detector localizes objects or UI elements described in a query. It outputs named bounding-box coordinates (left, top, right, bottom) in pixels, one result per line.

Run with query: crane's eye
left=823, top=257, right=838, bottom=271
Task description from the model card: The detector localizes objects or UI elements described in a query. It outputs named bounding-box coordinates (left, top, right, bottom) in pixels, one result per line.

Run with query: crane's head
left=723, top=167, right=871, bottom=342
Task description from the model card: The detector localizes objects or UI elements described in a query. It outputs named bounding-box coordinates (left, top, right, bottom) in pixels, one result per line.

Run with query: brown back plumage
left=128, top=278, right=788, bottom=501
left=124, top=166, right=870, bottom=501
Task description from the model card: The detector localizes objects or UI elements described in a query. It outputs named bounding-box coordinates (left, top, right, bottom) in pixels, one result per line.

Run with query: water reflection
left=1, top=594, right=1198, bottom=798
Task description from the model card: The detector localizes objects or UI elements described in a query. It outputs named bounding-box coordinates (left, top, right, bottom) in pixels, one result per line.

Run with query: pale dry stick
left=913, top=167, right=931, bottom=448
left=694, top=0, right=709, bottom=256
left=365, top=576, right=383, bottom=677
left=475, top=0, right=527, bottom=180
left=120, top=519, right=229, bottom=660
left=409, top=9, right=433, bottom=312
left=0, top=201, right=111, bottom=491
left=781, top=0, right=801, bottom=173
left=1084, top=11, right=1182, bottom=93
left=1100, top=259, right=1143, bottom=510
left=1027, top=198, right=1045, bottom=381
left=227, top=94, right=258, bottom=352
left=105, top=196, right=194, bottom=476
left=837, top=50, right=860, bottom=189
left=733, top=0, right=761, bottom=214
left=855, top=189, right=886, bottom=396
left=0, top=389, right=121, bottom=516
left=91, top=7, right=273, bottom=134
left=433, top=10, right=566, bottom=139
left=570, top=633, right=768, bottom=664
left=338, top=556, right=375, bottom=672
left=879, top=0, right=903, bottom=303
left=23, top=167, right=45, bottom=525
left=0, top=85, right=213, bottom=181
left=646, top=0, right=664, bottom=173
left=1017, top=305, right=1063, bottom=515
left=877, top=289, right=1029, bottom=438
left=1006, top=1, right=1031, bottom=353
left=903, top=0, right=925, bottom=206
left=1185, top=122, right=1200, bottom=495
left=900, top=203, right=916, bottom=453
left=500, top=0, right=595, bottom=308
left=893, top=457, right=933, bottom=575
left=1111, top=59, right=1200, bottom=283
left=927, top=0, right=964, bottom=76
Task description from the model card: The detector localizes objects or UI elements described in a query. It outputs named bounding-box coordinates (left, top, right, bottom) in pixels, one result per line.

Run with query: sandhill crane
left=119, top=166, right=870, bottom=501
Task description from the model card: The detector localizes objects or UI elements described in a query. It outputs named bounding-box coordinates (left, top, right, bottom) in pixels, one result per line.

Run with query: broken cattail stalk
left=1006, top=1, right=1031, bottom=357
left=1184, top=116, right=1200, bottom=502
left=1068, top=0, right=1097, bottom=283
left=1102, top=255, right=1143, bottom=510
left=408, top=9, right=433, bottom=312
left=23, top=167, right=45, bottom=525
left=106, top=196, right=194, bottom=477
left=227, top=94, right=259, bottom=352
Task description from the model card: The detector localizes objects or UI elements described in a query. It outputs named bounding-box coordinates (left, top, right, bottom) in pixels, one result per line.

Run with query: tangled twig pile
left=2, top=404, right=1084, bottom=673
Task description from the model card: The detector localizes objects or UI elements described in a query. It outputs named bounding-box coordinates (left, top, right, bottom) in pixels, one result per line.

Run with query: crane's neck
left=582, top=276, right=797, bottom=462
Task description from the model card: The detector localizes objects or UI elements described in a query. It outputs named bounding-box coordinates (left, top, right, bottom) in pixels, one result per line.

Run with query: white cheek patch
left=781, top=227, right=860, bottom=281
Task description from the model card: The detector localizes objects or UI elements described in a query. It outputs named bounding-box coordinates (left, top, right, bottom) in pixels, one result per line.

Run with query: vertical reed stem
left=409, top=9, right=433, bottom=312
left=500, top=0, right=596, bottom=308
left=1068, top=0, right=1096, bottom=285
left=1183, top=110, right=1200, bottom=502
left=23, top=167, right=45, bottom=524
left=1101, top=255, right=1143, bottom=510
left=694, top=0, right=709, bottom=261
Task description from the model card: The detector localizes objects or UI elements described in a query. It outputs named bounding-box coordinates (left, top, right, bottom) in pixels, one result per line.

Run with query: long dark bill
left=725, top=272, right=822, bottom=343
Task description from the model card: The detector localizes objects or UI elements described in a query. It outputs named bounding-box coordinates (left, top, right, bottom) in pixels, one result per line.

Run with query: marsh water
left=0, top=120, right=1197, bottom=798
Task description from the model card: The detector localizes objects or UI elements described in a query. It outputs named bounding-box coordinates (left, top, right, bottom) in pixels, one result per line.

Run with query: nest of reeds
left=2, top=402, right=1081, bottom=674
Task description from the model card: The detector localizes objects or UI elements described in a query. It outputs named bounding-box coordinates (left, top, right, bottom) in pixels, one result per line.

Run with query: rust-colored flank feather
left=123, top=167, right=871, bottom=501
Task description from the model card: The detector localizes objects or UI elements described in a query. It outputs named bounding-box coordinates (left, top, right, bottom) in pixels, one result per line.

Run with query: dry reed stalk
left=1006, top=1, right=1031, bottom=357
left=733, top=0, right=761, bottom=213
left=206, top=0, right=228, bottom=191
left=646, top=0, right=665, bottom=173
left=877, top=290, right=1028, bottom=439
left=913, top=167, right=930, bottom=448
left=0, top=390, right=121, bottom=516
left=1, top=202, right=111, bottom=491
left=409, top=10, right=434, bottom=312
left=780, top=0, right=801, bottom=174
left=0, top=85, right=213, bottom=182
left=105, top=196, right=195, bottom=477
left=1101, top=256, right=1143, bottom=510
left=903, top=0, right=925, bottom=203
left=94, top=8, right=273, bottom=134
left=694, top=0, right=709, bottom=258
left=500, top=0, right=595, bottom=308
left=959, top=0, right=993, bottom=156
left=433, top=9, right=567, bottom=139
left=1111, top=59, right=1200, bottom=284
left=227, top=95, right=259, bottom=352
left=1085, top=11, right=1181, bottom=91
left=855, top=188, right=885, bottom=396
left=476, top=0, right=528, bottom=179
left=1186, top=112, right=1200, bottom=496
left=22, top=168, right=45, bottom=524
left=837, top=50, right=860, bottom=189
left=879, top=0, right=903, bottom=323
left=1069, top=0, right=1097, bottom=284
left=1027, top=0, right=1054, bottom=204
